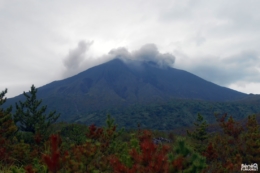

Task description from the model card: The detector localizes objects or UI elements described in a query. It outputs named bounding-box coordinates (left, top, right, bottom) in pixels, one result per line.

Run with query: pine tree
left=0, top=89, right=12, bottom=115
left=169, top=138, right=207, bottom=173
left=0, top=89, right=17, bottom=139
left=0, top=89, right=18, bottom=165
left=187, top=113, right=208, bottom=153
left=13, top=85, right=60, bottom=135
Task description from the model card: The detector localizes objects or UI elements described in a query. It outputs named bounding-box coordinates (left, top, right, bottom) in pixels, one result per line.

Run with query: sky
left=1, top=0, right=260, bottom=98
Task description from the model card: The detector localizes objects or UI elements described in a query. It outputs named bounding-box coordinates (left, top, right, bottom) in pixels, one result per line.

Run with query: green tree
left=13, top=85, right=60, bottom=136
left=0, top=89, right=18, bottom=166
left=0, top=88, right=12, bottom=115
left=169, top=138, right=207, bottom=173
left=0, top=88, right=17, bottom=139
left=187, top=113, right=208, bottom=153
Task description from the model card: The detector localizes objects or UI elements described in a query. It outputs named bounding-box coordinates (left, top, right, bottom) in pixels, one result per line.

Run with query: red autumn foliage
left=0, top=138, right=7, bottom=160
left=109, top=130, right=170, bottom=173
left=203, top=142, right=218, bottom=162
left=215, top=113, right=243, bottom=139
left=0, top=137, right=14, bottom=165
left=3, top=113, right=260, bottom=173
left=25, top=165, right=35, bottom=173
left=204, top=114, right=245, bottom=172
left=171, top=155, right=184, bottom=170
left=42, top=134, right=62, bottom=173
left=34, top=133, right=43, bottom=145
left=86, top=124, right=104, bottom=140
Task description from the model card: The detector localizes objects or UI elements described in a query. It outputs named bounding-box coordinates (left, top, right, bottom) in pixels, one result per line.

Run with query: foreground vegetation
left=1, top=87, right=260, bottom=172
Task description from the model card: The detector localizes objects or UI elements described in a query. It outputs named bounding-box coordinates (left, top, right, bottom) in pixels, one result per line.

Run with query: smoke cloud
left=63, top=40, right=93, bottom=70
left=108, top=43, right=176, bottom=68
left=62, top=42, right=176, bottom=78
left=135, top=44, right=175, bottom=67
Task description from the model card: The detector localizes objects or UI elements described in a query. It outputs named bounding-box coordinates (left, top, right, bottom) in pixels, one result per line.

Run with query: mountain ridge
left=39, top=58, right=247, bottom=100
left=5, top=58, right=251, bottom=124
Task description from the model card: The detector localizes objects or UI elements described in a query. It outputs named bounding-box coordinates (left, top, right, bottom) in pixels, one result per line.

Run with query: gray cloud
left=62, top=43, right=176, bottom=78
left=63, top=41, right=93, bottom=70
left=179, top=50, right=260, bottom=87
left=110, top=44, right=176, bottom=68
left=216, top=1, right=260, bottom=32
left=108, top=47, right=132, bottom=59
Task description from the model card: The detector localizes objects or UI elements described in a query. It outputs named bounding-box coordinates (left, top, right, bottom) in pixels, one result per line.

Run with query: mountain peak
left=6, top=58, right=248, bottom=122
left=4, top=58, right=247, bottom=123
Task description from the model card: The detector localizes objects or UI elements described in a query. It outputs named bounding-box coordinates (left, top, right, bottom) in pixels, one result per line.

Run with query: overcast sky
left=1, top=0, right=260, bottom=98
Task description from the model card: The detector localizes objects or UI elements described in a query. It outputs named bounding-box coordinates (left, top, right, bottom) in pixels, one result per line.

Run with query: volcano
left=5, top=58, right=248, bottom=122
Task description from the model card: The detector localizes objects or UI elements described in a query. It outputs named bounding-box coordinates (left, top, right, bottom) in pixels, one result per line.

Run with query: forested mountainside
left=4, top=58, right=252, bottom=127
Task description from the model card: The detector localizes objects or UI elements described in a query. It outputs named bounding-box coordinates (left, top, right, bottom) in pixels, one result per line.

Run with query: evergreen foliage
left=187, top=113, right=208, bottom=153
left=0, top=89, right=12, bottom=115
left=13, top=85, right=60, bottom=135
left=187, top=113, right=208, bottom=142
left=0, top=89, right=17, bottom=139
left=169, top=138, right=207, bottom=173
left=0, top=89, right=18, bottom=166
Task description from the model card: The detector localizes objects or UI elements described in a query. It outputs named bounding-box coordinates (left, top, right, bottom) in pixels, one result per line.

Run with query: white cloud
left=228, top=82, right=260, bottom=95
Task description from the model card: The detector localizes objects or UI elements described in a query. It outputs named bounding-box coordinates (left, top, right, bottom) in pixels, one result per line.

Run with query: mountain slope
left=39, top=58, right=246, bottom=101
left=5, top=58, right=248, bottom=122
